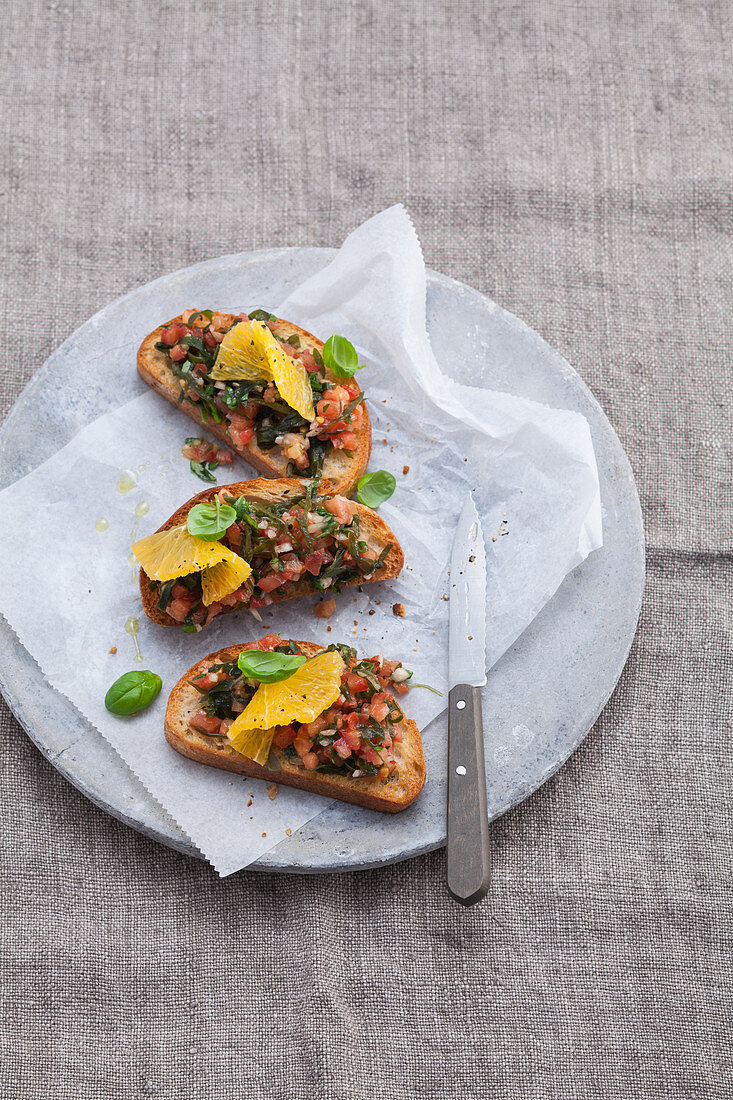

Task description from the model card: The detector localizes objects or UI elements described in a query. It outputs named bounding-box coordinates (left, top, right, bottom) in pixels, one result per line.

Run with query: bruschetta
left=135, top=477, right=403, bottom=630
left=137, top=309, right=371, bottom=497
left=165, top=635, right=426, bottom=813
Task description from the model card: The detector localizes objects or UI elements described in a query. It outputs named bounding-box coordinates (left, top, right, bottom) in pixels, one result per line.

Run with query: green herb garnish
left=322, top=335, right=365, bottom=379
left=237, top=650, right=308, bottom=683
left=190, top=459, right=219, bottom=483
left=356, top=470, right=396, bottom=509
left=187, top=500, right=237, bottom=541
left=105, top=671, right=162, bottom=716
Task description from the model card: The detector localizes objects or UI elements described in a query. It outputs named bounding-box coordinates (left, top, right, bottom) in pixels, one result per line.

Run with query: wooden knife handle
left=447, top=684, right=491, bottom=906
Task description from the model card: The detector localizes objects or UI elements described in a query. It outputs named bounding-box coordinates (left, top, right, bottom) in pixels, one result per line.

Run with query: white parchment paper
left=0, top=206, right=602, bottom=875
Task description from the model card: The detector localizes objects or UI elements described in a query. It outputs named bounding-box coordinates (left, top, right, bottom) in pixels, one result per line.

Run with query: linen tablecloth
left=2, top=2, right=730, bottom=1097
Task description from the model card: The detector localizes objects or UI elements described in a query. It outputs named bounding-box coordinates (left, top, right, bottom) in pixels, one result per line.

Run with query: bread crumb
left=261, top=832, right=267, bottom=838
left=266, top=784, right=278, bottom=800
left=381, top=438, right=388, bottom=444
left=315, top=597, right=336, bottom=619
left=109, top=646, right=117, bottom=654
left=368, top=609, right=375, bottom=616
left=353, top=620, right=358, bottom=627
left=247, top=799, right=252, bottom=807
left=285, top=828, right=292, bottom=836
left=392, top=603, right=406, bottom=618
left=402, top=465, right=409, bottom=475
left=327, top=625, right=332, bottom=631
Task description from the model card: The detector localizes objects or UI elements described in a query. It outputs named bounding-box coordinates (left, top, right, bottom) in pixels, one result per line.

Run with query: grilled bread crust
left=165, top=642, right=426, bottom=813
left=137, top=312, right=371, bottom=497
left=139, top=477, right=404, bottom=627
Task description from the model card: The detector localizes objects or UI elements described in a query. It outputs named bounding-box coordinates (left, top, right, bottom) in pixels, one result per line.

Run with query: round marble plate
left=0, top=249, right=644, bottom=873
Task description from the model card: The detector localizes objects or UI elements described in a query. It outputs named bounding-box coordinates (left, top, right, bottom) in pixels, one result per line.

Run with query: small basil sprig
left=322, top=335, right=365, bottom=379
left=187, top=499, right=237, bottom=541
left=190, top=459, right=219, bottom=483
left=105, top=671, right=162, bottom=716
left=357, top=470, right=396, bottom=509
left=238, top=649, right=307, bottom=683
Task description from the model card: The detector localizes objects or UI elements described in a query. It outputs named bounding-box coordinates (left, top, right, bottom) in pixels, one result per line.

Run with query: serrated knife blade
left=449, top=493, right=487, bottom=689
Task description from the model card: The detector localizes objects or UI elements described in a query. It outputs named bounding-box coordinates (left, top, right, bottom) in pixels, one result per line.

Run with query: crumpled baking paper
left=0, top=205, right=601, bottom=875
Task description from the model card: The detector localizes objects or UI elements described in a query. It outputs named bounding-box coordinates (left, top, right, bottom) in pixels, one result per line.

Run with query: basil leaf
left=356, top=470, right=396, bottom=509
left=322, top=335, right=365, bottom=379
left=187, top=500, right=237, bottom=541
left=105, top=671, right=162, bottom=716
left=190, top=460, right=218, bottom=483
left=286, top=334, right=301, bottom=347
left=248, top=309, right=278, bottom=322
left=311, top=346, right=324, bottom=367
left=237, top=649, right=308, bottom=683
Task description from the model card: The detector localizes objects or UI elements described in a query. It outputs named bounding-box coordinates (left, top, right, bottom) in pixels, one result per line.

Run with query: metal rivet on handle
left=456, top=766, right=467, bottom=775
left=456, top=700, right=466, bottom=710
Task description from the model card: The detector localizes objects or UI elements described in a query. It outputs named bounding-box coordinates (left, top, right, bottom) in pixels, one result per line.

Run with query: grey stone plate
left=0, top=249, right=644, bottom=873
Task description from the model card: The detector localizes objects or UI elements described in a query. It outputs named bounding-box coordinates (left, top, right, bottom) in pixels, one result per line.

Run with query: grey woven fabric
left=1, top=1, right=731, bottom=1097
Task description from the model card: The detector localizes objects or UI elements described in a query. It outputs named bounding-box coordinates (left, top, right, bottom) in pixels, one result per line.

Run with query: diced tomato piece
left=189, top=669, right=226, bottom=691
left=299, top=714, right=331, bottom=739
left=317, top=397, right=341, bottom=420
left=340, top=724, right=362, bottom=751
left=167, top=596, right=197, bottom=622
left=190, top=710, right=222, bottom=736
left=257, top=572, right=284, bottom=593
left=243, top=633, right=282, bottom=651
left=344, top=672, right=369, bottom=695
left=271, top=725, right=296, bottom=748
left=303, top=549, right=325, bottom=575
left=333, top=737, right=352, bottom=759
left=324, top=496, right=355, bottom=524
left=332, top=431, right=357, bottom=450
left=182, top=441, right=219, bottom=462
left=278, top=340, right=300, bottom=360
left=293, top=737, right=314, bottom=758
left=302, top=752, right=319, bottom=770
left=229, top=425, right=254, bottom=447
left=160, top=323, right=187, bottom=346
left=370, top=700, right=390, bottom=722
left=217, top=450, right=234, bottom=464
left=170, top=344, right=188, bottom=362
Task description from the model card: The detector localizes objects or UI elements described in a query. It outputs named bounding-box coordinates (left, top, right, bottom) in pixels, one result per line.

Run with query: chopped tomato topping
left=190, top=710, right=222, bottom=736
left=243, top=633, right=282, bottom=651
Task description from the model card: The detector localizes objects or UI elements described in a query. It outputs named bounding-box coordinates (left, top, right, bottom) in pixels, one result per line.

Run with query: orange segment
left=132, top=525, right=229, bottom=581
left=227, top=724, right=275, bottom=768
left=200, top=553, right=252, bottom=606
left=211, top=318, right=315, bottom=420
left=226, top=650, right=346, bottom=764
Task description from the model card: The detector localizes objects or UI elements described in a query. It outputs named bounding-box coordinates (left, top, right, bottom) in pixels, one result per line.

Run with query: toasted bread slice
left=137, top=312, right=371, bottom=497
left=139, top=477, right=404, bottom=627
left=165, top=641, right=426, bottom=812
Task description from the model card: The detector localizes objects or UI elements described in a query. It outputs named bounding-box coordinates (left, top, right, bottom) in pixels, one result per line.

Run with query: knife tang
left=446, top=683, right=491, bottom=906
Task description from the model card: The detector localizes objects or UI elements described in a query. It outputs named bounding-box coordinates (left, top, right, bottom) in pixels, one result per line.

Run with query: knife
left=447, top=492, right=490, bottom=906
